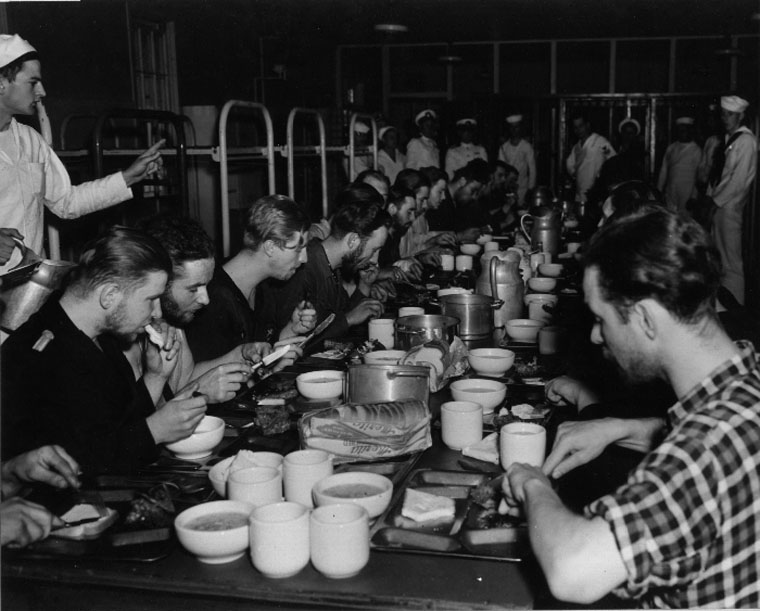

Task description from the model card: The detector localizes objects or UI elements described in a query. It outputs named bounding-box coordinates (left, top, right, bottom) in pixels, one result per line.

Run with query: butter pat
left=401, top=487, right=455, bottom=522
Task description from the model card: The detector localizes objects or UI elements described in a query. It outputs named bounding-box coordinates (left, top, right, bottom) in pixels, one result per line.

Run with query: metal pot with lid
left=394, top=314, right=459, bottom=351
left=346, top=363, right=430, bottom=406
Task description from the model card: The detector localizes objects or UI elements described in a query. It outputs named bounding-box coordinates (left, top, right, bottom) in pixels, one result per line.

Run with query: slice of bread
left=401, top=487, right=456, bottom=523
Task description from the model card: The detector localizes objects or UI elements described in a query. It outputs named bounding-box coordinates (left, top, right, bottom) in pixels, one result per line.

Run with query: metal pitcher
left=476, top=252, right=524, bottom=329
left=520, top=206, right=561, bottom=256
left=0, top=239, right=76, bottom=332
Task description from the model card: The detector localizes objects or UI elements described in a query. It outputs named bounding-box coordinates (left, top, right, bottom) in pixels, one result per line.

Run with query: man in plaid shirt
left=502, top=207, right=760, bottom=607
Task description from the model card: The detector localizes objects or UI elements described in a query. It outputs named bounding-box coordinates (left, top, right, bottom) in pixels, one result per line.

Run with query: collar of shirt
left=668, top=340, right=758, bottom=427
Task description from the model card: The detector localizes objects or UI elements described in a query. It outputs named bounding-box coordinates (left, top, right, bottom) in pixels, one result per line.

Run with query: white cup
left=243, top=451, right=284, bottom=473
left=440, top=253, right=455, bottom=271
left=283, top=449, right=334, bottom=508
left=529, top=252, right=545, bottom=272
left=310, top=504, right=370, bottom=579
left=249, top=502, right=310, bottom=579
left=368, top=318, right=395, bottom=349
left=500, top=422, right=546, bottom=470
left=484, top=241, right=499, bottom=252
left=455, top=254, right=473, bottom=271
left=538, top=325, right=562, bottom=355
left=441, top=401, right=483, bottom=450
left=398, top=306, right=424, bottom=318
left=529, top=301, right=553, bottom=324
left=228, top=466, right=282, bottom=509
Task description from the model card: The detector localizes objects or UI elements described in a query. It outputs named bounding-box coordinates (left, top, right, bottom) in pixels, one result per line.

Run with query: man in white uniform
left=657, top=117, right=702, bottom=212
left=377, top=126, right=405, bottom=184
left=498, top=114, right=536, bottom=205
left=405, top=109, right=439, bottom=170
left=707, top=95, right=757, bottom=305
left=565, top=113, right=615, bottom=203
left=444, top=118, right=488, bottom=179
left=0, top=34, right=164, bottom=264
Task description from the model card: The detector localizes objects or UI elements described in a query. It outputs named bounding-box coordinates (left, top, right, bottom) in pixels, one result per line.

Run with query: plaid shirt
left=585, top=341, right=760, bottom=608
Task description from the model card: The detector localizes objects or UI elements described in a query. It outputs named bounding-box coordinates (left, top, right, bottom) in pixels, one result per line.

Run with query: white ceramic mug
left=441, top=401, right=483, bottom=450
left=484, top=241, right=499, bottom=252
left=398, top=306, right=424, bottom=318
left=283, top=449, right=334, bottom=508
left=455, top=254, right=473, bottom=271
left=538, top=325, right=562, bottom=355
left=310, top=504, right=370, bottom=579
left=249, top=502, right=310, bottom=579
left=227, top=466, right=282, bottom=509
left=440, top=253, right=455, bottom=271
left=500, top=422, right=546, bottom=470
left=368, top=318, right=395, bottom=349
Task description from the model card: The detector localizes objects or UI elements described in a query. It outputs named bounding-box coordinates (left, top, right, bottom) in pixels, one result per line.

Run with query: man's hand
left=0, top=228, right=23, bottom=265
left=2, top=445, right=80, bottom=499
left=122, top=140, right=165, bottom=187
left=357, top=264, right=379, bottom=297
left=271, top=344, right=302, bottom=373
left=147, top=384, right=207, bottom=445
left=143, top=321, right=180, bottom=379
left=425, top=232, right=457, bottom=249
left=394, top=258, right=424, bottom=282
left=502, top=463, right=553, bottom=508
left=240, top=342, right=271, bottom=365
left=415, top=250, right=441, bottom=268
left=542, top=419, right=622, bottom=479
left=284, top=300, right=317, bottom=337
left=545, top=376, right=600, bottom=411
left=190, top=363, right=252, bottom=403
left=346, top=298, right=384, bottom=327
left=1, top=498, right=60, bottom=548
left=456, top=227, right=480, bottom=243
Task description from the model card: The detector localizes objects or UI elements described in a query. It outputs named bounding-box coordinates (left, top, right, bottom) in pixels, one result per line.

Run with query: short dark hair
left=354, top=169, right=388, bottom=187
left=584, top=208, right=721, bottom=324
left=607, top=181, right=664, bottom=224
left=394, top=168, right=431, bottom=193
left=331, top=184, right=391, bottom=239
left=452, top=159, right=490, bottom=185
left=492, top=160, right=517, bottom=176
left=0, top=52, right=39, bottom=81
left=419, top=166, right=447, bottom=185
left=68, top=226, right=172, bottom=297
left=388, top=186, right=416, bottom=209
left=243, top=195, right=310, bottom=251
left=138, top=215, right=215, bottom=274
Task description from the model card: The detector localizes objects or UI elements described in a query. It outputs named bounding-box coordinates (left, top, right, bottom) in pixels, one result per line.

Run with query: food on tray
left=254, top=402, right=291, bottom=435
left=320, top=483, right=386, bottom=499
left=144, top=324, right=165, bottom=348
left=186, top=511, right=250, bottom=532
left=493, top=404, right=551, bottom=429
left=515, top=356, right=542, bottom=378
left=53, top=503, right=119, bottom=540
left=318, top=400, right=429, bottom=428
left=461, top=432, right=499, bottom=464
left=124, top=484, right=175, bottom=530
left=510, top=403, right=549, bottom=420
left=401, top=487, right=456, bottom=523
left=401, top=340, right=447, bottom=376
left=467, top=481, right=522, bottom=530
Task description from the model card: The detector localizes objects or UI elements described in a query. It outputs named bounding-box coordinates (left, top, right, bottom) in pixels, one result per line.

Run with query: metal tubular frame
left=218, top=100, right=275, bottom=257
left=286, top=108, right=328, bottom=218
left=347, top=112, right=378, bottom=182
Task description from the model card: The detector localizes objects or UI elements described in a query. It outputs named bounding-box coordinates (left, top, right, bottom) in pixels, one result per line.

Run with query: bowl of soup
left=312, top=471, right=393, bottom=519
left=174, top=500, right=252, bottom=564
left=296, top=370, right=345, bottom=401
left=467, top=348, right=515, bottom=377
left=166, top=415, right=225, bottom=460
left=450, top=378, right=507, bottom=415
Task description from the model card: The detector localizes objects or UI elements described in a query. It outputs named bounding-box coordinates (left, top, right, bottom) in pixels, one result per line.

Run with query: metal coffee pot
left=475, top=251, right=524, bottom=329
left=520, top=206, right=561, bottom=256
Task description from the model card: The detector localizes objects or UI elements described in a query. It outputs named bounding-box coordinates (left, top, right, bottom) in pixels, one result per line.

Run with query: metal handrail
left=347, top=112, right=378, bottom=181
left=218, top=100, right=275, bottom=257
left=286, top=108, right=328, bottom=218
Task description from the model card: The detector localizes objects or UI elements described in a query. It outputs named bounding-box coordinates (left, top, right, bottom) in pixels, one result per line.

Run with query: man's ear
left=387, top=203, right=398, bottom=217
left=632, top=300, right=657, bottom=340
left=99, top=283, right=120, bottom=310
left=345, top=232, right=361, bottom=252
left=262, top=239, right=276, bottom=257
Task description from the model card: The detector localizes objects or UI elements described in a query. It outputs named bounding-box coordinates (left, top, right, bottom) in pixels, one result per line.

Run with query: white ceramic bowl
left=363, top=350, right=408, bottom=365
left=450, top=378, right=507, bottom=415
left=538, top=263, right=564, bottom=278
left=460, top=243, right=481, bottom=256
left=296, top=370, right=344, bottom=400
left=437, top=287, right=471, bottom=297
left=527, top=277, right=557, bottom=293
left=467, top=348, right=515, bottom=377
left=506, top=318, right=546, bottom=342
left=312, top=471, right=393, bottom=520
left=208, top=455, right=234, bottom=497
left=174, top=500, right=252, bottom=564
left=524, top=293, right=559, bottom=307
left=166, top=415, right=225, bottom=460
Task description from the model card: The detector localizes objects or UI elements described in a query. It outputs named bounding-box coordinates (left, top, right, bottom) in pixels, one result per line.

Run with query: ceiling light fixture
left=374, top=23, right=408, bottom=34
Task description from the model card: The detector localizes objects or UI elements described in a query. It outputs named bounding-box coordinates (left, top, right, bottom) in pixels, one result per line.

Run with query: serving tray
left=370, top=469, right=529, bottom=562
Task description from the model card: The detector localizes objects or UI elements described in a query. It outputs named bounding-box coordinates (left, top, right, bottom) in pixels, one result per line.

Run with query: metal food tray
left=370, top=469, right=529, bottom=562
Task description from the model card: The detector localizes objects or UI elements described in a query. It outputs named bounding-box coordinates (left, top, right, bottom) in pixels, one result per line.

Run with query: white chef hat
left=676, top=116, right=694, bottom=125
left=353, top=121, right=370, bottom=134
left=618, top=117, right=641, bottom=135
left=456, top=118, right=477, bottom=128
left=415, top=109, right=437, bottom=125
left=378, top=126, right=395, bottom=140
left=0, top=34, right=37, bottom=70
left=505, top=114, right=523, bottom=124
left=721, top=95, right=749, bottom=113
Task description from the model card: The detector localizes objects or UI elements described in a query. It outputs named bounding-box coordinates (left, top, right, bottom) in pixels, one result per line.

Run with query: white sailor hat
left=721, top=95, right=749, bottom=113
left=415, top=109, right=437, bottom=125
left=456, top=118, right=477, bottom=128
left=353, top=121, right=370, bottom=134
left=0, top=34, right=36, bottom=69
left=378, top=126, right=396, bottom=140
left=676, top=116, right=694, bottom=126
left=618, top=117, right=641, bottom=135
left=505, top=114, right=523, bottom=124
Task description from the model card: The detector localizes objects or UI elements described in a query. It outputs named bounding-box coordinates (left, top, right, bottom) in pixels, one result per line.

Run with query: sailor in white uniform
left=405, top=109, right=440, bottom=170
left=444, top=118, right=488, bottom=179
